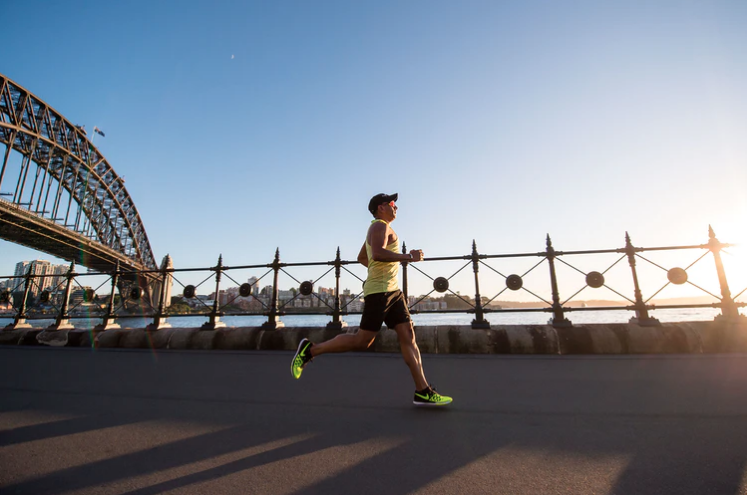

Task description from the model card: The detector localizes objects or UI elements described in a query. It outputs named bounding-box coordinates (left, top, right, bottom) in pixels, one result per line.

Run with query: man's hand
left=409, top=249, right=424, bottom=262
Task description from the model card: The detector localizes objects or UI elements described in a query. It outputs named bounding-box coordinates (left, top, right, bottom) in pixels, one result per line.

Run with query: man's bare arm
left=369, top=222, right=423, bottom=262
left=357, top=243, right=369, bottom=267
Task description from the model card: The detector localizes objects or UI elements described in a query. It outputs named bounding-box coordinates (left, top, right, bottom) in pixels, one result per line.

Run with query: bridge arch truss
left=0, top=73, right=156, bottom=271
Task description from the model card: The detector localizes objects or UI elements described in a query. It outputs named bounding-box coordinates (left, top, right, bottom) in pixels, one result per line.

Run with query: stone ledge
left=2, top=320, right=746, bottom=354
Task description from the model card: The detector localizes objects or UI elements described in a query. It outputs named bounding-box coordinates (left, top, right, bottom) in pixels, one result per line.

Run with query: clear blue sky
left=1, top=0, right=746, bottom=300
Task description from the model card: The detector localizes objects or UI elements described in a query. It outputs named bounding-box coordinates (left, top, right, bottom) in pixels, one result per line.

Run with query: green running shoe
left=413, top=386, right=452, bottom=407
left=291, top=338, right=313, bottom=379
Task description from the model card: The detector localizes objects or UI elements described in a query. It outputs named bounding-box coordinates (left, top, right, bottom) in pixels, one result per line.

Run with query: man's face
left=379, top=200, right=397, bottom=220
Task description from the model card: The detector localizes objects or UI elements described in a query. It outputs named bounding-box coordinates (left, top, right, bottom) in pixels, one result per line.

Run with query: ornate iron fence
left=2, top=227, right=745, bottom=331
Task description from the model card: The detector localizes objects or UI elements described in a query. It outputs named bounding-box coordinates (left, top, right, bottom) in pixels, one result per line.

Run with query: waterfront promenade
left=2, top=347, right=747, bottom=494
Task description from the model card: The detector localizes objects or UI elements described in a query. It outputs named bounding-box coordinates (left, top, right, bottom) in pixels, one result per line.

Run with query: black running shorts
left=360, top=290, right=411, bottom=331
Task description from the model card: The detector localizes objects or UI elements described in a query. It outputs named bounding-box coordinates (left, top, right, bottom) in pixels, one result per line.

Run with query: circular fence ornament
left=129, top=287, right=142, bottom=301
left=239, top=283, right=252, bottom=298
left=299, top=281, right=314, bottom=296
left=433, top=277, right=449, bottom=293
left=586, top=271, right=605, bottom=289
left=40, top=290, right=51, bottom=303
left=506, top=274, right=523, bottom=291
left=0, top=291, right=10, bottom=303
left=667, top=267, right=688, bottom=285
left=183, top=285, right=196, bottom=299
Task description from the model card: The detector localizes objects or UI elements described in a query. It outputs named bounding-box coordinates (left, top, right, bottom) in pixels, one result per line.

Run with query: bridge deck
left=0, top=198, right=149, bottom=273
left=1, top=348, right=747, bottom=494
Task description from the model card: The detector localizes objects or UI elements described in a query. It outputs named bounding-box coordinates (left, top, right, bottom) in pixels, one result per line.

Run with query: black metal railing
left=1, top=227, right=745, bottom=331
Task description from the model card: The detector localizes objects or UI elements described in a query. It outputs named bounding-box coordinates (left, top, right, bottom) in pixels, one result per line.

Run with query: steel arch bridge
left=0, top=73, right=156, bottom=273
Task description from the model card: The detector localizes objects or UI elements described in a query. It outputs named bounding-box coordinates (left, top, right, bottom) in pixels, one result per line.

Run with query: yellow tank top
left=364, top=219, right=400, bottom=296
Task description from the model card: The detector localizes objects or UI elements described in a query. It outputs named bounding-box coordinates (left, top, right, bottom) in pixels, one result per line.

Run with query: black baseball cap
left=368, top=192, right=398, bottom=215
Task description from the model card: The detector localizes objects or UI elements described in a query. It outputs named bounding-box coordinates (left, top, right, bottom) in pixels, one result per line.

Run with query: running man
left=291, top=193, right=452, bottom=407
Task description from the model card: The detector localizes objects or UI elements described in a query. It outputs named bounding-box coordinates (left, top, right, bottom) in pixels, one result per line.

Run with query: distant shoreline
left=489, top=296, right=722, bottom=309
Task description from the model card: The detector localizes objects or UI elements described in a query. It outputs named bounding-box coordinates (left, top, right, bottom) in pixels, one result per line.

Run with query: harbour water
left=1, top=307, right=738, bottom=330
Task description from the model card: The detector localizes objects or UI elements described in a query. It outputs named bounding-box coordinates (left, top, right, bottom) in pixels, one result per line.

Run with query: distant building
left=346, top=297, right=364, bottom=312
left=46, top=264, right=69, bottom=292
left=14, top=260, right=49, bottom=298
left=70, top=286, right=94, bottom=306
left=12, top=261, right=30, bottom=293
left=247, top=276, right=260, bottom=296
left=11, top=260, right=71, bottom=298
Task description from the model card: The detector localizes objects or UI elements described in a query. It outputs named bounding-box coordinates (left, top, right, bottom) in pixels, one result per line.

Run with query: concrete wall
left=2, top=320, right=747, bottom=354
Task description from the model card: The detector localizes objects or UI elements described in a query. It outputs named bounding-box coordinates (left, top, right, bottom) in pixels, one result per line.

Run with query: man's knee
left=354, top=330, right=377, bottom=350
left=358, top=336, right=375, bottom=350
left=396, top=323, right=416, bottom=345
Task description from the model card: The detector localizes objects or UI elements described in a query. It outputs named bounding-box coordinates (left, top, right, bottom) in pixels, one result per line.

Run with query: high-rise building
left=11, top=261, right=30, bottom=293
left=46, top=264, right=69, bottom=293
left=14, top=260, right=51, bottom=298
left=12, top=261, right=72, bottom=298
left=247, top=276, right=260, bottom=296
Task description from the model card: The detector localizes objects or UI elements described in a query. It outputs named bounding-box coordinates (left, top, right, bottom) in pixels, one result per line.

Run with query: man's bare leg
left=310, top=328, right=378, bottom=357
left=393, top=321, right=429, bottom=391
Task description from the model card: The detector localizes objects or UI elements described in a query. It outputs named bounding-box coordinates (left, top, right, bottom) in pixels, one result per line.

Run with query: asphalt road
left=1, top=346, right=747, bottom=495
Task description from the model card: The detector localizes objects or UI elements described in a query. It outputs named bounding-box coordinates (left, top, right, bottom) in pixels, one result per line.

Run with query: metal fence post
left=147, top=261, right=173, bottom=331
left=47, top=262, right=75, bottom=331
left=546, top=235, right=572, bottom=327
left=708, top=226, right=742, bottom=321
left=262, top=249, right=285, bottom=329
left=625, top=232, right=659, bottom=326
left=6, top=266, right=34, bottom=329
left=202, top=255, right=227, bottom=330
left=471, top=240, right=490, bottom=329
left=327, top=247, right=348, bottom=331
left=95, top=262, right=121, bottom=330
